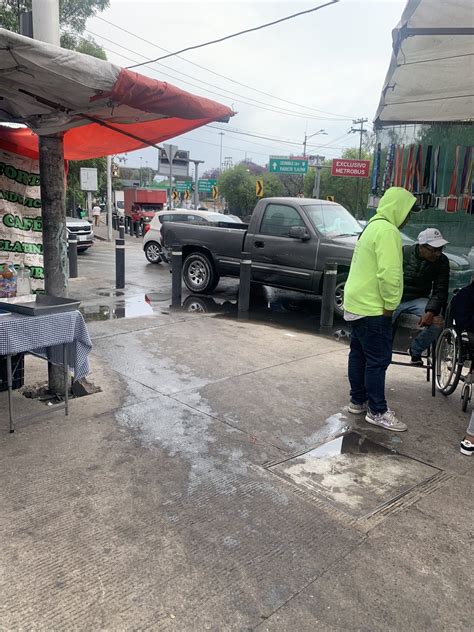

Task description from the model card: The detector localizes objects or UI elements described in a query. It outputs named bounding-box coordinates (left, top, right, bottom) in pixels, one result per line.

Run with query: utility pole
left=303, top=129, right=326, bottom=158
left=219, top=132, right=224, bottom=173
left=191, top=159, right=204, bottom=209
left=350, top=117, right=368, bottom=218
left=32, top=0, right=66, bottom=395
left=312, top=155, right=326, bottom=199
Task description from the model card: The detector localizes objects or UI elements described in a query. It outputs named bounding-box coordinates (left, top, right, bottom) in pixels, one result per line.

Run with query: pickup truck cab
left=162, top=197, right=363, bottom=314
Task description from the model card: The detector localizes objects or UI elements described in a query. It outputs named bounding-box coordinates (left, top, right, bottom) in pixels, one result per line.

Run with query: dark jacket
left=452, top=282, right=474, bottom=332
left=401, top=244, right=450, bottom=315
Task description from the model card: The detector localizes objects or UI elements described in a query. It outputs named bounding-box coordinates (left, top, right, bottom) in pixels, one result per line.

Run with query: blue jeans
left=348, top=316, right=393, bottom=415
left=392, top=298, right=443, bottom=357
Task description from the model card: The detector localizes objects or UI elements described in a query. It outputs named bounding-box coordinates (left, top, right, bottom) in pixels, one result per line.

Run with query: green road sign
left=198, top=178, right=218, bottom=193
left=175, top=181, right=192, bottom=192
left=269, top=158, right=308, bottom=174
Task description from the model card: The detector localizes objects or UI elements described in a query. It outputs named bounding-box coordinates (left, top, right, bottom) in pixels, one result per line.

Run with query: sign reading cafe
left=0, top=149, right=44, bottom=292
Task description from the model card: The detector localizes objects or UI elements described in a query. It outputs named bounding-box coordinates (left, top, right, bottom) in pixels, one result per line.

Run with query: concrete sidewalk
left=0, top=277, right=471, bottom=629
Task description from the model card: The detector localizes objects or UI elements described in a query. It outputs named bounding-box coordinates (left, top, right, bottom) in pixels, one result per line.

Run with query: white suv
left=142, top=209, right=242, bottom=264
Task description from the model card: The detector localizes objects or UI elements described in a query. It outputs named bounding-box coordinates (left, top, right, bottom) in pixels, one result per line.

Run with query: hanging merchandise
left=382, top=143, right=395, bottom=192
left=371, top=143, right=381, bottom=194
left=422, top=145, right=433, bottom=208
left=394, top=145, right=405, bottom=187
left=459, top=146, right=472, bottom=211
left=404, top=145, right=415, bottom=191
left=446, top=145, right=461, bottom=213
left=431, top=146, right=440, bottom=197
left=412, top=145, right=423, bottom=194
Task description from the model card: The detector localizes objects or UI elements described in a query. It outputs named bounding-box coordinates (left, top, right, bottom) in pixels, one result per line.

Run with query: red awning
left=0, top=29, right=234, bottom=159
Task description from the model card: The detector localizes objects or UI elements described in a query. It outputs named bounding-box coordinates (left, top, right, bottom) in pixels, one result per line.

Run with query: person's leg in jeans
left=360, top=316, right=393, bottom=414
left=394, top=297, right=443, bottom=356
left=460, top=410, right=474, bottom=455
left=348, top=319, right=368, bottom=406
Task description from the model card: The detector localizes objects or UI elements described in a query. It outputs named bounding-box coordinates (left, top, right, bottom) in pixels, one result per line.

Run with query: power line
left=86, top=30, right=345, bottom=122
left=125, top=2, right=339, bottom=68
left=95, top=14, right=352, bottom=120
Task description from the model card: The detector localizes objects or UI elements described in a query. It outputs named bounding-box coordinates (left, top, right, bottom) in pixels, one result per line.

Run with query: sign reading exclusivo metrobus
left=331, top=159, right=370, bottom=178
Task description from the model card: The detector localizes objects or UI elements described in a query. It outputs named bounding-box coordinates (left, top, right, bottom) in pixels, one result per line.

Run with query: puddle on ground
left=97, top=290, right=125, bottom=297
left=270, top=431, right=438, bottom=518
left=81, top=293, right=171, bottom=321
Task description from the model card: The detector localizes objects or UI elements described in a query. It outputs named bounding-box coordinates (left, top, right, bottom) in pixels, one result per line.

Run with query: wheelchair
left=435, top=293, right=473, bottom=411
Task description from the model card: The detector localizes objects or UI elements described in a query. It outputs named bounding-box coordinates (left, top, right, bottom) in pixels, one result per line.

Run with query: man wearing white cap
left=392, top=227, right=450, bottom=364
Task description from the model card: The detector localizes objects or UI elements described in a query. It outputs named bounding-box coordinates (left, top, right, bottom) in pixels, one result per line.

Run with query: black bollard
left=171, top=246, right=183, bottom=308
left=119, top=219, right=125, bottom=240
left=112, top=215, right=117, bottom=231
left=320, top=262, right=338, bottom=330
left=68, top=235, right=78, bottom=278
left=238, top=251, right=252, bottom=314
left=115, top=237, right=125, bottom=289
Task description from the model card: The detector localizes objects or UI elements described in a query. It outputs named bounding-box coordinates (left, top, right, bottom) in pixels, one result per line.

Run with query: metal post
left=194, top=161, right=199, bottom=209
left=320, top=262, right=338, bottom=330
left=171, top=246, right=183, bottom=308
left=106, top=154, right=113, bottom=242
left=119, top=220, right=125, bottom=240
left=32, top=0, right=60, bottom=45
left=168, top=157, right=173, bottom=210
left=86, top=191, right=93, bottom=221
left=63, top=343, right=69, bottom=415
left=238, top=251, right=252, bottom=314
left=115, top=237, right=125, bottom=289
left=7, top=354, right=14, bottom=433
left=68, top=235, right=78, bottom=278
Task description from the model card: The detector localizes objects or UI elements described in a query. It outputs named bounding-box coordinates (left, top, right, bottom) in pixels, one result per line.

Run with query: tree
left=218, top=164, right=282, bottom=216
left=66, top=157, right=107, bottom=211
left=1, top=1, right=109, bottom=56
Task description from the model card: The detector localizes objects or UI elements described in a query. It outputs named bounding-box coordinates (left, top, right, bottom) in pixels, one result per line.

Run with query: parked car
left=143, top=209, right=242, bottom=264
left=161, top=197, right=363, bottom=315
left=66, top=218, right=94, bottom=252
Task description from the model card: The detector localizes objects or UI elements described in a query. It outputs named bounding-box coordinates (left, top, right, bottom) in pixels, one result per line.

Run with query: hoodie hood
left=371, top=187, right=416, bottom=228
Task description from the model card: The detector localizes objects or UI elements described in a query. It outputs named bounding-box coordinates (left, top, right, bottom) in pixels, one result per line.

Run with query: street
left=0, top=233, right=471, bottom=631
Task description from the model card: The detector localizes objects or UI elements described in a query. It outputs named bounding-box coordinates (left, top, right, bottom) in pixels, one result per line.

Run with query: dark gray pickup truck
left=162, top=197, right=363, bottom=314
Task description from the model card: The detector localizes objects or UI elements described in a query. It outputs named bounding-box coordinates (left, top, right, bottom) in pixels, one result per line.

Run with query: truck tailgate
left=162, top=222, right=247, bottom=266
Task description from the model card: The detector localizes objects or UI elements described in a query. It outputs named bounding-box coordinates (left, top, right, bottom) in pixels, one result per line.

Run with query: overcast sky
left=87, top=0, right=406, bottom=172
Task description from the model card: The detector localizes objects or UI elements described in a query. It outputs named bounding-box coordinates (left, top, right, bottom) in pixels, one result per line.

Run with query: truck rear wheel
left=183, top=252, right=219, bottom=293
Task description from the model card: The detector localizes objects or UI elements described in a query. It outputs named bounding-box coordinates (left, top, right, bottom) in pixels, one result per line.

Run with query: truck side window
left=259, top=204, right=305, bottom=237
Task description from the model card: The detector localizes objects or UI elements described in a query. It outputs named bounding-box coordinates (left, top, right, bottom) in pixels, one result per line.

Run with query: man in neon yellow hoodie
left=344, top=187, right=418, bottom=432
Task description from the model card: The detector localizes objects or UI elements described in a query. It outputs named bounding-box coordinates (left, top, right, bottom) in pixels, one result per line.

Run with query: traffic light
left=112, top=162, right=120, bottom=178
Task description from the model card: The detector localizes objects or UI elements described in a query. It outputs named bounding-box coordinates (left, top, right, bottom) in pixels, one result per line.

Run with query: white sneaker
left=365, top=409, right=407, bottom=432
left=347, top=401, right=368, bottom=414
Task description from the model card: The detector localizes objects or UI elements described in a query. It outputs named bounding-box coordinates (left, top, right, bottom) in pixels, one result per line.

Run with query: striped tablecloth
left=0, top=310, right=92, bottom=380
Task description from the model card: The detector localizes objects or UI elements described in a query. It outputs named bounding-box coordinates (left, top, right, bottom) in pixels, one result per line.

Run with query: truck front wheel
left=183, top=252, right=219, bottom=293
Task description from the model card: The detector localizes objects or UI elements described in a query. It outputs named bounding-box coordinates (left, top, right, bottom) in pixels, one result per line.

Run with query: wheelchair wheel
left=461, top=383, right=472, bottom=412
left=435, top=328, right=462, bottom=396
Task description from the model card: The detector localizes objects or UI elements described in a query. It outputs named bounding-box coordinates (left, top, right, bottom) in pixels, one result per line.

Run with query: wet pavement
left=0, top=237, right=471, bottom=630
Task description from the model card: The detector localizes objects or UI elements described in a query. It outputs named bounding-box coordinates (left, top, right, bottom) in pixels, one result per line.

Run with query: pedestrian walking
left=92, top=203, right=101, bottom=227
left=344, top=187, right=418, bottom=432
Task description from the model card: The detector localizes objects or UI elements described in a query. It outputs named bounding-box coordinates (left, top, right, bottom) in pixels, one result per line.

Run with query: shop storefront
left=369, top=0, right=473, bottom=262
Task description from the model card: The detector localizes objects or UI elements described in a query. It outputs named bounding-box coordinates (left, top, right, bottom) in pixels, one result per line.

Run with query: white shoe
left=347, top=401, right=368, bottom=414
left=365, top=409, right=407, bottom=432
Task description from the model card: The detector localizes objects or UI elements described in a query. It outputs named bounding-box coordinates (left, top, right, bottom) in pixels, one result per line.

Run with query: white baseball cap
left=417, top=228, right=449, bottom=248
